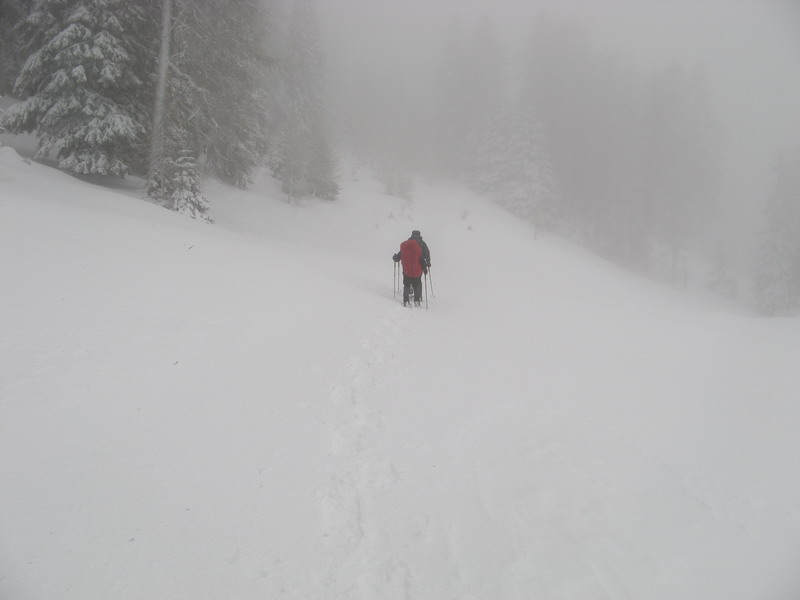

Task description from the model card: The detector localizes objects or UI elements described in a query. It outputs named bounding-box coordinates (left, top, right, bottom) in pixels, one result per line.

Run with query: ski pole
left=424, top=272, right=429, bottom=309
left=393, top=261, right=397, bottom=298
left=427, top=267, right=435, bottom=298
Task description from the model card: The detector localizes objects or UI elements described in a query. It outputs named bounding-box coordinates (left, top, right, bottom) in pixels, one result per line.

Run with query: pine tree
left=167, top=153, right=211, bottom=222
left=640, top=64, right=720, bottom=279
left=433, top=17, right=507, bottom=181
left=0, top=0, right=26, bottom=95
left=278, top=0, right=337, bottom=202
left=520, top=15, right=595, bottom=233
left=504, top=111, right=558, bottom=230
left=431, top=18, right=468, bottom=178
left=1, top=0, right=154, bottom=177
left=581, top=57, right=648, bottom=266
left=305, top=121, right=338, bottom=200
left=378, top=160, right=413, bottom=200
left=753, top=149, right=800, bottom=315
left=461, top=17, right=506, bottom=174
left=466, top=104, right=557, bottom=232
left=147, top=0, right=211, bottom=222
left=180, top=0, right=273, bottom=189
left=707, top=251, right=739, bottom=300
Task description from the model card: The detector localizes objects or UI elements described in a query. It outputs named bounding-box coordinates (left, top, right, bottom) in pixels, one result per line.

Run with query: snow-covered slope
left=1, top=148, right=799, bottom=600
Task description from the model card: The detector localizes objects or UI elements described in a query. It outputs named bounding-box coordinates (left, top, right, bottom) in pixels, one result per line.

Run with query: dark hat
left=411, top=230, right=421, bottom=237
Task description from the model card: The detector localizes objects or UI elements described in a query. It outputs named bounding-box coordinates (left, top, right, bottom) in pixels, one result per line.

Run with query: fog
left=317, top=0, right=800, bottom=270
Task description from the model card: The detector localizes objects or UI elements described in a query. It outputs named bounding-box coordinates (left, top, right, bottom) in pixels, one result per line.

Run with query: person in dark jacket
left=393, top=230, right=431, bottom=306
left=412, top=230, right=431, bottom=274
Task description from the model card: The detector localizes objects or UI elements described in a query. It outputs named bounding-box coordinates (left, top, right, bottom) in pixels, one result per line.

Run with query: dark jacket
left=414, top=234, right=431, bottom=268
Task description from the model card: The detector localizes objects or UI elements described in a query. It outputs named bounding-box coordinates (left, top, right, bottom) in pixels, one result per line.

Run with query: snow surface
left=1, top=147, right=799, bottom=599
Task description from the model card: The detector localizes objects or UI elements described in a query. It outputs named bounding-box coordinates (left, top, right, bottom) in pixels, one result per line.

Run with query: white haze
left=319, top=0, right=800, bottom=268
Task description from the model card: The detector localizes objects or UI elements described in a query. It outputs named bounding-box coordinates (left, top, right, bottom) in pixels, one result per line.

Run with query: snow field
left=1, top=148, right=800, bottom=599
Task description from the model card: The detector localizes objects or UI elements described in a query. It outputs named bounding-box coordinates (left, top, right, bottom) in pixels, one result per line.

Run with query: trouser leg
left=412, top=277, right=422, bottom=303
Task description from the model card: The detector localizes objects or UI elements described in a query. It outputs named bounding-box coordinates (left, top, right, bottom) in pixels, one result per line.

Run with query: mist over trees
left=146, top=0, right=274, bottom=221
left=0, top=0, right=337, bottom=212
left=1, top=1, right=798, bottom=314
left=753, top=148, right=800, bottom=315
left=330, top=13, right=723, bottom=280
left=277, top=0, right=338, bottom=201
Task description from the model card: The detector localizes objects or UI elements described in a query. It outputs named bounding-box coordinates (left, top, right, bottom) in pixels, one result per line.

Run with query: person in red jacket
left=393, top=230, right=431, bottom=306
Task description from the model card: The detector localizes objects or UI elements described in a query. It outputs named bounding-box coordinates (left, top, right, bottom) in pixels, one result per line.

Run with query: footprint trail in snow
left=321, top=309, right=413, bottom=599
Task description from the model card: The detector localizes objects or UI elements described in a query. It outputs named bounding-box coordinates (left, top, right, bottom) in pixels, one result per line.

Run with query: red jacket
left=399, top=238, right=423, bottom=277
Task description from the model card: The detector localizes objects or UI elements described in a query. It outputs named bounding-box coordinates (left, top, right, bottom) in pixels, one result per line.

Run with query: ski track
left=314, top=299, right=787, bottom=600
left=318, top=299, right=467, bottom=600
left=315, top=307, right=646, bottom=599
left=320, top=305, right=414, bottom=599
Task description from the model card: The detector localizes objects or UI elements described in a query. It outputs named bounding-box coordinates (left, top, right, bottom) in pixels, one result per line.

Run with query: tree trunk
left=148, top=0, right=172, bottom=204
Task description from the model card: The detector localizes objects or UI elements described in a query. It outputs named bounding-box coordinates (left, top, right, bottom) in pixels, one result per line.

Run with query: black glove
left=392, top=253, right=400, bottom=262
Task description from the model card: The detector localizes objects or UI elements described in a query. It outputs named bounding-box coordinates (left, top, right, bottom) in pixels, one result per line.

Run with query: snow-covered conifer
left=1, top=0, right=153, bottom=177
left=278, top=0, right=337, bottom=202
left=754, top=148, right=800, bottom=315
left=431, top=18, right=468, bottom=177
left=0, top=0, right=26, bottom=95
left=147, top=0, right=211, bottom=221
left=305, top=121, right=339, bottom=200
left=640, top=64, right=720, bottom=278
left=504, top=111, right=558, bottom=229
left=378, top=161, right=413, bottom=200
left=707, top=251, right=739, bottom=300
left=180, top=0, right=274, bottom=189
left=466, top=105, right=557, bottom=231
left=167, top=153, right=212, bottom=223
left=433, top=17, right=506, bottom=181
